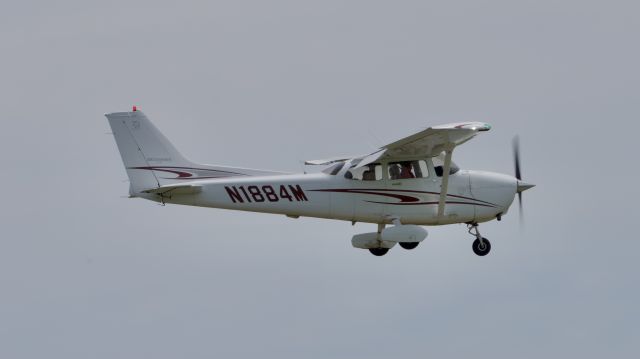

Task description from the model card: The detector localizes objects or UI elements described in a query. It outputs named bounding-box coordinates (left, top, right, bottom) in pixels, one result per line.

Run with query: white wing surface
left=380, top=122, right=491, bottom=160
left=305, top=122, right=490, bottom=168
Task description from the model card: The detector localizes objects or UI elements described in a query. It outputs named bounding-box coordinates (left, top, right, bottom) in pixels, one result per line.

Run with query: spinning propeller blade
left=513, top=136, right=534, bottom=226
left=513, top=136, right=523, bottom=223
left=513, top=135, right=522, bottom=181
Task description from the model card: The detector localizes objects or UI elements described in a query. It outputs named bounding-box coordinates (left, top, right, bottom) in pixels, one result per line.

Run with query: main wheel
left=369, top=248, right=389, bottom=256
left=399, top=242, right=419, bottom=250
left=472, top=238, right=491, bottom=256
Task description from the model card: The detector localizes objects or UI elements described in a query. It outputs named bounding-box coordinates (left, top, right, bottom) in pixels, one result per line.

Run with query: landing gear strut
left=468, top=224, right=491, bottom=256
left=367, top=223, right=390, bottom=256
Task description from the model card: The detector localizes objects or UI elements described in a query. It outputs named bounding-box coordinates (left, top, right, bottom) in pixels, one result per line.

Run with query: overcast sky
left=1, top=1, right=639, bottom=358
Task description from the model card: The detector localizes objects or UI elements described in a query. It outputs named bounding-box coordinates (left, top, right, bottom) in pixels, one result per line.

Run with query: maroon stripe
left=312, top=188, right=420, bottom=203
left=140, top=168, right=193, bottom=178
left=366, top=200, right=496, bottom=208
left=128, top=166, right=248, bottom=179
left=161, top=176, right=239, bottom=180
left=310, top=188, right=498, bottom=207
left=313, top=188, right=495, bottom=206
left=128, top=166, right=247, bottom=176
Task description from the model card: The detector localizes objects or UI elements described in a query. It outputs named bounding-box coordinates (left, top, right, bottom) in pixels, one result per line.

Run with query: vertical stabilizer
left=105, top=109, right=283, bottom=196
left=106, top=110, right=192, bottom=194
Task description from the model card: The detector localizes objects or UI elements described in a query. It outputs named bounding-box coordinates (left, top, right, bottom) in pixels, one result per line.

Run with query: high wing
left=380, top=122, right=491, bottom=159
left=305, top=122, right=490, bottom=167
left=351, top=122, right=491, bottom=168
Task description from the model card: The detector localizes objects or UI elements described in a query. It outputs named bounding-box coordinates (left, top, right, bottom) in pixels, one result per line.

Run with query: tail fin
left=105, top=109, right=280, bottom=196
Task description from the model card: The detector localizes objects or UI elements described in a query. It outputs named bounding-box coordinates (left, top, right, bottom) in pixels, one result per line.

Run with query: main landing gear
left=369, top=223, right=391, bottom=256
left=468, top=224, right=491, bottom=256
left=368, top=243, right=417, bottom=256
left=369, top=248, right=389, bottom=256
left=399, top=242, right=419, bottom=250
left=364, top=222, right=422, bottom=256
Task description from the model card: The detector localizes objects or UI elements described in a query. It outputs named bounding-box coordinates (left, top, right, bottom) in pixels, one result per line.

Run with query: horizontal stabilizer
left=143, top=184, right=202, bottom=195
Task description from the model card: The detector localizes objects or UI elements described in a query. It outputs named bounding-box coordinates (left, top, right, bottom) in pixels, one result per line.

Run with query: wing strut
left=437, top=148, right=454, bottom=221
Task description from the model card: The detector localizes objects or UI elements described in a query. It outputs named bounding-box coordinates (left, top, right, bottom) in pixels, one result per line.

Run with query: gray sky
left=1, top=0, right=639, bottom=358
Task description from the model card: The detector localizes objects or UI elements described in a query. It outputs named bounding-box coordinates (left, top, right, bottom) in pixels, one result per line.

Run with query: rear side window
left=345, top=163, right=383, bottom=181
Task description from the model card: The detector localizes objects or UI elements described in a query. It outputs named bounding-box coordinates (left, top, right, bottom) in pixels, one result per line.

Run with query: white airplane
left=106, top=107, right=534, bottom=257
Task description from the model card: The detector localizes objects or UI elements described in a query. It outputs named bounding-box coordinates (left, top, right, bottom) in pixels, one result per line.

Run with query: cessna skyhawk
left=106, top=107, right=534, bottom=256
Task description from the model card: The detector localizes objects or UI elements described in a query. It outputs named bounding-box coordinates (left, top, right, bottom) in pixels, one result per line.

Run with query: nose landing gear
left=468, top=224, right=491, bottom=256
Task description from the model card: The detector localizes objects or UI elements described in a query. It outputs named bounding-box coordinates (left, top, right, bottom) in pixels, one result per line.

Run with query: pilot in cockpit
left=399, top=162, right=415, bottom=179
left=362, top=165, right=376, bottom=181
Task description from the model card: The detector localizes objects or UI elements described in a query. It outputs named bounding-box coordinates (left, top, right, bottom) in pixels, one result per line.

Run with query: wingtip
left=433, top=122, right=492, bottom=131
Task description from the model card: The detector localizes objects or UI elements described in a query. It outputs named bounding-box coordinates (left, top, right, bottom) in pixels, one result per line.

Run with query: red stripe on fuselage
left=310, top=188, right=498, bottom=207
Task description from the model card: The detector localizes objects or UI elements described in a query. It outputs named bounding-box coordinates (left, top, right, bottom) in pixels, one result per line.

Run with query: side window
left=345, top=163, right=383, bottom=181
left=388, top=160, right=429, bottom=180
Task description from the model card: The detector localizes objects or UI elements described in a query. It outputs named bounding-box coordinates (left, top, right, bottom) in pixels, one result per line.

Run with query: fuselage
left=145, top=165, right=518, bottom=226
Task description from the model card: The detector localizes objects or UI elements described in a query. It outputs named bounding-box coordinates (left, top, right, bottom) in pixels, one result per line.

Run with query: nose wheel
left=468, top=224, right=491, bottom=256
left=472, top=237, right=491, bottom=256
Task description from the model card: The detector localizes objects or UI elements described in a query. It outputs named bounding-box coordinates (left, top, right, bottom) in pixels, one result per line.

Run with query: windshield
left=344, top=163, right=383, bottom=181
left=432, top=154, right=460, bottom=177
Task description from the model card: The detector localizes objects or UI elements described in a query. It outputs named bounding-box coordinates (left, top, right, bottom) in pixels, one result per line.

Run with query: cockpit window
left=322, top=162, right=346, bottom=175
left=388, top=160, right=429, bottom=180
left=345, top=163, right=383, bottom=181
left=432, top=155, right=460, bottom=177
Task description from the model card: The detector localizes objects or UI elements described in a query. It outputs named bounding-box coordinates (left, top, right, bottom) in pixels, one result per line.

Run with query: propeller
left=513, top=136, right=535, bottom=224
